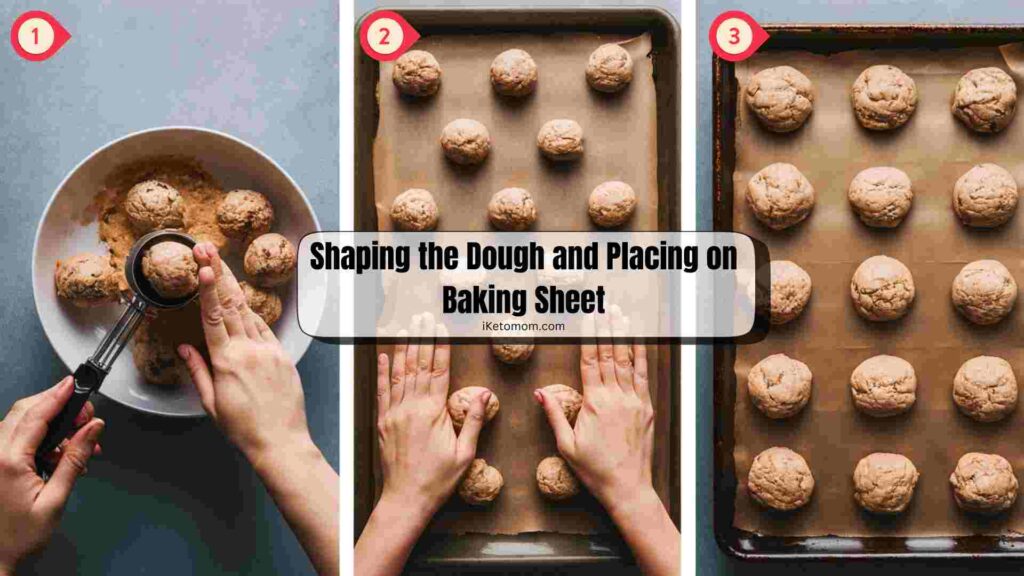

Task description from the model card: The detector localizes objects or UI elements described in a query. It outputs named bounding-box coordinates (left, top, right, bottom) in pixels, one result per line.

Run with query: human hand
left=0, top=378, right=104, bottom=575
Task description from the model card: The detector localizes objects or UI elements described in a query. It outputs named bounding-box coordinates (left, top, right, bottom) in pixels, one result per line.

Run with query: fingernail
left=378, top=354, right=388, bottom=365
left=55, top=376, right=72, bottom=390
left=177, top=345, right=190, bottom=360
left=533, top=390, right=544, bottom=404
left=481, top=391, right=492, bottom=403
left=87, top=420, right=105, bottom=443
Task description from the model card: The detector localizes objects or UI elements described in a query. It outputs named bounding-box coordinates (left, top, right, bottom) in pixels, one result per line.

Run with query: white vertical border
left=339, top=1, right=355, bottom=574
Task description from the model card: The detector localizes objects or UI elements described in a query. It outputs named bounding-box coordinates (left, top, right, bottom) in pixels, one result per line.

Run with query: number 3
left=728, top=27, right=740, bottom=45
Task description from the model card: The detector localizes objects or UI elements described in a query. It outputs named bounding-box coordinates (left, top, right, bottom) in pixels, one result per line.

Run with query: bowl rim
left=32, top=125, right=322, bottom=418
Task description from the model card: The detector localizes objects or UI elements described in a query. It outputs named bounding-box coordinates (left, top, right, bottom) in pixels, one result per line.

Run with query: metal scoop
left=36, top=230, right=199, bottom=463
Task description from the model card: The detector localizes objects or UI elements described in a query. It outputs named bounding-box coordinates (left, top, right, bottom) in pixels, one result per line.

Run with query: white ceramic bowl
left=33, top=127, right=319, bottom=417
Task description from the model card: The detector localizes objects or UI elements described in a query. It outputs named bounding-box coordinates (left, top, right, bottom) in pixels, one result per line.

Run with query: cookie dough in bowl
left=536, top=456, right=581, bottom=501
left=849, top=255, right=915, bottom=321
left=487, top=187, right=537, bottom=231
left=850, top=354, right=917, bottom=417
left=744, top=66, right=814, bottom=133
left=54, top=253, right=120, bottom=307
left=458, top=458, right=504, bottom=505
left=952, top=67, right=1017, bottom=133
left=851, top=65, right=918, bottom=131
left=216, top=189, right=274, bottom=240
left=440, top=119, right=491, bottom=166
left=588, top=181, right=636, bottom=228
left=769, top=260, right=811, bottom=325
left=953, top=355, right=1018, bottom=423
left=390, top=188, right=439, bottom=232
left=853, top=453, right=919, bottom=514
left=447, top=386, right=500, bottom=432
left=536, top=119, right=583, bottom=162
left=585, top=43, right=633, bottom=93
left=952, top=163, right=1018, bottom=228
left=745, top=163, right=815, bottom=231
left=747, top=353, right=812, bottom=419
left=490, top=48, right=537, bottom=97
left=392, top=49, right=442, bottom=97
left=951, top=260, right=1017, bottom=325
left=241, top=281, right=282, bottom=326
left=124, top=180, right=185, bottom=233
left=141, top=241, right=199, bottom=299
left=747, top=447, right=814, bottom=511
left=848, top=167, right=913, bottom=228
left=244, top=233, right=297, bottom=288
left=950, top=452, right=1019, bottom=515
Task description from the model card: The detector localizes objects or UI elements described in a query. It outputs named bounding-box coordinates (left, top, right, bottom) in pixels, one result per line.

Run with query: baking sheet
left=372, top=31, right=669, bottom=536
left=732, top=44, right=1024, bottom=538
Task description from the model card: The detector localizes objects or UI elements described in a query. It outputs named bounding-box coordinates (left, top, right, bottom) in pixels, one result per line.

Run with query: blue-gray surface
left=698, top=1, right=1024, bottom=574
left=0, top=1, right=338, bottom=574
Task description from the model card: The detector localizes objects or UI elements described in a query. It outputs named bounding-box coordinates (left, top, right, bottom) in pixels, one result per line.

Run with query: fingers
left=633, top=342, right=651, bottom=404
left=455, top=389, right=491, bottom=465
left=179, top=344, right=216, bottom=418
left=429, top=323, right=451, bottom=398
left=534, top=388, right=575, bottom=459
left=390, top=330, right=408, bottom=406
left=252, top=311, right=278, bottom=343
left=579, top=314, right=602, bottom=393
left=404, top=315, right=421, bottom=393
left=11, top=377, right=74, bottom=456
left=206, top=245, right=251, bottom=339
left=195, top=247, right=230, bottom=349
left=414, top=313, right=435, bottom=396
left=72, top=400, right=95, bottom=428
left=35, top=419, right=104, bottom=517
left=595, top=312, right=619, bottom=390
left=610, top=306, right=635, bottom=395
left=376, top=354, right=390, bottom=428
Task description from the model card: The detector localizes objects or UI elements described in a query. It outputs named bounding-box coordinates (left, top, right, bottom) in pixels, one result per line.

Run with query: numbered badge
left=359, top=10, right=421, bottom=62
left=10, top=10, right=71, bottom=62
left=709, top=10, right=768, bottom=62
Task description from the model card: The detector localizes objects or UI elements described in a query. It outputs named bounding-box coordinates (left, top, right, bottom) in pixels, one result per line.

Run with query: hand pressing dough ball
left=392, top=50, right=441, bottom=97
left=539, top=384, right=583, bottom=426
left=588, top=181, right=636, bottom=228
left=54, top=253, right=120, bottom=307
left=951, top=260, right=1017, bottom=325
left=954, top=356, right=1018, bottom=422
left=125, top=180, right=184, bottom=233
left=747, top=354, right=812, bottom=419
left=390, top=188, right=439, bottom=231
left=848, top=167, right=913, bottom=228
left=491, top=341, right=534, bottom=365
left=770, top=260, right=811, bottom=325
left=747, top=447, right=814, bottom=511
left=950, top=452, right=1019, bottom=515
left=141, top=241, right=199, bottom=299
left=487, top=188, right=537, bottom=231
left=953, top=163, right=1018, bottom=228
left=850, top=255, right=915, bottom=321
left=536, top=119, right=583, bottom=161
left=241, top=281, right=282, bottom=325
left=745, top=66, right=814, bottom=132
left=244, top=233, right=297, bottom=288
left=490, top=48, right=537, bottom=97
left=536, top=456, right=581, bottom=501
left=447, top=386, right=499, bottom=432
left=586, top=43, right=633, bottom=93
left=745, top=163, right=815, bottom=230
left=851, top=65, right=918, bottom=131
left=458, top=459, right=504, bottom=505
left=440, top=119, right=491, bottom=166
left=853, top=453, right=920, bottom=514
left=850, top=354, right=917, bottom=417
left=216, top=190, right=274, bottom=240
left=953, top=67, right=1017, bottom=133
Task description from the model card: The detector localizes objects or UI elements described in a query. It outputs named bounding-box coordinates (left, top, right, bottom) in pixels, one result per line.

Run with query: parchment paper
left=732, top=45, right=1024, bottom=537
left=372, top=32, right=669, bottom=535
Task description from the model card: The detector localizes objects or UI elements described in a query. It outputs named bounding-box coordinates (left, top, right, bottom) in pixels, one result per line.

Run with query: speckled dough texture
left=853, top=453, right=919, bottom=514
left=585, top=43, right=633, bottom=93
left=588, top=181, right=637, bottom=228
left=951, top=259, right=1017, bottom=325
left=848, top=166, right=913, bottom=228
left=490, top=341, right=534, bottom=365
left=243, top=233, right=296, bottom=288
left=536, top=119, right=583, bottom=161
left=769, top=260, right=811, bottom=325
left=240, top=281, right=282, bottom=325
left=124, top=180, right=185, bottom=232
left=141, top=241, right=199, bottom=299
left=744, top=66, right=814, bottom=132
left=851, top=65, right=918, bottom=130
left=952, top=163, right=1018, bottom=228
left=746, top=353, right=812, bottom=419
left=392, top=50, right=442, bottom=97
left=849, top=255, right=915, bottom=321
left=458, top=459, right=504, bottom=505
left=539, top=384, right=583, bottom=426
left=950, top=453, right=1019, bottom=515
left=440, top=119, right=491, bottom=166
left=850, top=355, right=917, bottom=417
left=216, top=189, right=274, bottom=239
left=536, top=456, right=581, bottom=501
left=745, top=162, right=815, bottom=230
left=447, top=386, right=500, bottom=432
left=54, top=253, right=120, bottom=307
left=953, top=356, right=1018, bottom=423
left=490, top=48, right=537, bottom=97
left=747, top=447, right=814, bottom=511
left=390, top=188, right=439, bottom=231
left=487, top=187, right=537, bottom=231
left=952, top=67, right=1017, bottom=133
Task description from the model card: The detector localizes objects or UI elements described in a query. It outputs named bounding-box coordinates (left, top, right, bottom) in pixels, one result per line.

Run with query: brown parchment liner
left=371, top=32, right=669, bottom=535
left=732, top=44, right=1024, bottom=537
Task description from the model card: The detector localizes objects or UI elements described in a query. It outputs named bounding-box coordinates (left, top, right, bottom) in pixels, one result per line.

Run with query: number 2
left=379, top=27, right=390, bottom=45
left=728, top=27, right=740, bottom=45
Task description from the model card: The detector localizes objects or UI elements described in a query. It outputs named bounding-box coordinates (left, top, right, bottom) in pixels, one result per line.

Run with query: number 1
left=31, top=27, right=38, bottom=45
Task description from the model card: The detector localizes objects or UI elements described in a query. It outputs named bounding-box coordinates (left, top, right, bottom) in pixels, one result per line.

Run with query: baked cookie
left=490, top=48, right=537, bottom=97
left=745, top=66, right=814, bottom=132
left=849, top=354, right=917, bottom=417
left=392, top=50, right=441, bottom=97
left=848, top=167, right=913, bottom=228
left=954, top=356, right=1018, bottom=422
left=951, top=260, right=1017, bottom=325
left=536, top=119, right=583, bottom=161
left=588, top=181, right=636, bottom=228
left=390, top=188, right=439, bottom=231
left=586, top=43, right=633, bottom=93
left=746, top=163, right=815, bottom=230
left=853, top=453, right=919, bottom=514
left=440, top=119, right=491, bottom=166
left=953, top=163, right=1018, bottom=228
left=950, top=453, right=1018, bottom=515
left=953, top=67, right=1017, bottom=133
left=487, top=187, right=537, bottom=231
left=851, top=65, right=918, bottom=131
left=747, top=447, right=814, bottom=511
left=747, top=353, right=812, bottom=419
left=850, top=255, right=915, bottom=321
left=770, top=260, right=812, bottom=325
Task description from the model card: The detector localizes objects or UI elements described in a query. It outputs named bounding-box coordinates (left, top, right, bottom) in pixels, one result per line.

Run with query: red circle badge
left=10, top=10, right=71, bottom=62
left=359, top=10, right=421, bottom=62
left=709, top=10, right=769, bottom=63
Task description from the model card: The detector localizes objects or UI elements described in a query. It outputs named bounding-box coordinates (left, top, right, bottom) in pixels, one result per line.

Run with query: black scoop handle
left=35, top=361, right=105, bottom=463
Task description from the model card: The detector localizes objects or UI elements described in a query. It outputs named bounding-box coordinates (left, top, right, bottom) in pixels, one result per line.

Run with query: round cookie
left=588, top=181, right=637, bottom=228
left=244, top=233, right=297, bottom=288
left=487, top=187, right=537, bottom=231
left=491, top=341, right=535, bottom=365
left=141, top=241, right=199, bottom=299
left=390, top=188, right=439, bottom=231
left=951, top=260, right=1018, bottom=325
left=745, top=163, right=815, bottom=230
left=216, top=189, right=274, bottom=240
left=458, top=459, right=504, bottom=505
left=447, top=386, right=500, bottom=432
left=848, top=166, right=914, bottom=228
left=853, top=453, right=920, bottom=514
left=440, top=119, right=491, bottom=166
left=747, top=447, right=814, bottom=511
left=490, top=48, right=537, bottom=97
left=747, top=353, right=812, bottom=419
left=539, top=384, right=583, bottom=426
left=953, top=356, right=1018, bottom=423
left=849, top=354, right=917, bottom=417
left=536, top=456, right=581, bottom=501
left=744, top=66, right=814, bottom=132
left=952, top=67, right=1017, bottom=133
left=124, top=180, right=185, bottom=233
left=240, top=281, right=283, bottom=325
left=536, top=119, right=583, bottom=162
left=54, top=253, right=120, bottom=308
left=392, top=50, right=441, bottom=97
left=770, top=260, right=812, bottom=325
left=952, top=163, right=1018, bottom=228
left=586, top=43, right=633, bottom=93
left=950, top=452, right=1019, bottom=515
left=849, top=255, right=915, bottom=321
left=851, top=65, right=918, bottom=131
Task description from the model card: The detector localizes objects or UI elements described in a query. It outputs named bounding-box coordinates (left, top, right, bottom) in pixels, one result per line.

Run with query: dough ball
left=458, top=458, right=504, bottom=505
left=952, top=163, right=1018, bottom=228
left=586, top=43, right=633, bottom=93
left=390, top=188, right=439, bottom=231
left=141, top=241, right=199, bottom=299
left=440, top=119, right=491, bottom=166
left=131, top=325, right=189, bottom=386
left=950, top=452, right=1019, bottom=515
left=851, top=65, right=918, bottom=131
left=848, top=167, right=914, bottom=228
left=850, top=354, right=917, bottom=417
left=951, top=260, right=1017, bottom=325
left=747, top=353, right=812, bottom=419
left=447, top=386, right=500, bottom=432
left=241, top=281, right=282, bottom=325
left=536, top=456, right=581, bottom=501
left=490, top=48, right=537, bottom=97
left=216, top=189, right=274, bottom=240
left=770, top=260, right=811, bottom=325
left=745, top=163, right=815, bottom=230
left=588, top=181, right=637, bottom=228
left=747, top=447, right=814, bottom=511
left=953, top=67, right=1017, bottom=133
left=539, top=384, right=583, bottom=426
left=54, top=253, right=119, bottom=307
left=244, top=233, right=297, bottom=288
left=488, top=187, right=537, bottom=231
left=853, top=453, right=920, bottom=514
left=849, top=255, right=915, bottom=321
left=392, top=49, right=441, bottom=97
left=125, top=180, right=184, bottom=232
left=491, top=341, right=535, bottom=365
left=536, top=119, right=583, bottom=162
left=745, top=66, right=814, bottom=132
left=954, top=355, right=1018, bottom=423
